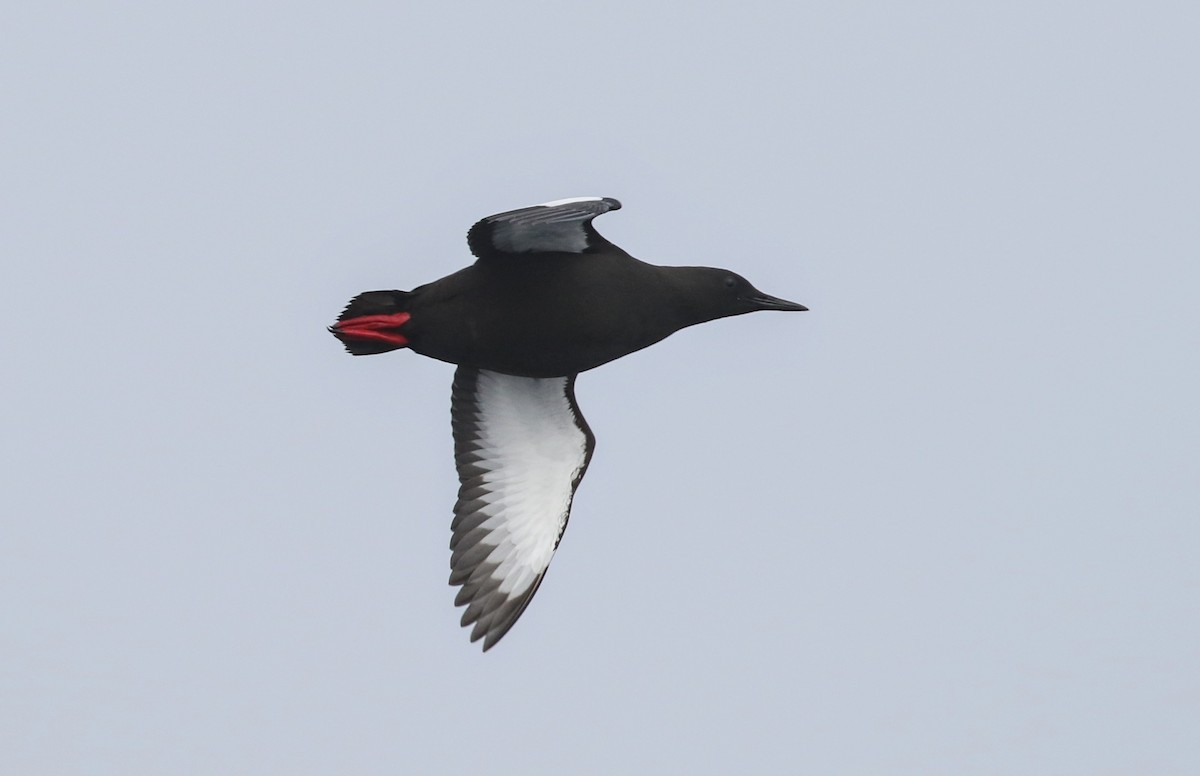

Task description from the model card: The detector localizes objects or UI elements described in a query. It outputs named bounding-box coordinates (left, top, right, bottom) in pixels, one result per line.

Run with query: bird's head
left=668, top=266, right=807, bottom=325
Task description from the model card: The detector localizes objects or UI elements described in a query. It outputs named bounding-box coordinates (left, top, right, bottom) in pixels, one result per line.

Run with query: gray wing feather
left=449, top=366, right=595, bottom=650
left=467, top=197, right=622, bottom=259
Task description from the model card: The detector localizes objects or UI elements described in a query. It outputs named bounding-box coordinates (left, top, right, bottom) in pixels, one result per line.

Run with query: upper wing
left=466, top=196, right=622, bottom=260
left=449, top=366, right=596, bottom=650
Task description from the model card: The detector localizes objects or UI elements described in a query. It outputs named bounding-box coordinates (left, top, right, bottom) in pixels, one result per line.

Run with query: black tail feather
left=334, top=337, right=404, bottom=357
left=335, top=290, right=411, bottom=323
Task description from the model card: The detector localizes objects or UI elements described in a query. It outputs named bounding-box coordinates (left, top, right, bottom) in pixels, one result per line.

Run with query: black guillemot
left=331, top=196, right=806, bottom=650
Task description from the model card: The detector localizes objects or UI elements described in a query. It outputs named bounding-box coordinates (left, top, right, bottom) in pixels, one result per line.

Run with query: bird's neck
left=656, top=266, right=724, bottom=328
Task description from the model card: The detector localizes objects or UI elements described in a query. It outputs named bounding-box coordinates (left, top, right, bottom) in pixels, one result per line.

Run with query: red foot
left=330, top=312, right=412, bottom=346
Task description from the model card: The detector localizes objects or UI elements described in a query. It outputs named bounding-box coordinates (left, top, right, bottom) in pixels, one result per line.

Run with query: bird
left=330, top=196, right=807, bottom=650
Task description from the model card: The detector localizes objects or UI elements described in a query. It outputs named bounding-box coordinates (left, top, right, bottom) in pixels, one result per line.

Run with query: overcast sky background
left=3, top=2, right=1198, bottom=774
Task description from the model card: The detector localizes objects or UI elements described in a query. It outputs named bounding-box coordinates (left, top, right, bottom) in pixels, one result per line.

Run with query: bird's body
left=331, top=196, right=805, bottom=649
left=406, top=252, right=679, bottom=377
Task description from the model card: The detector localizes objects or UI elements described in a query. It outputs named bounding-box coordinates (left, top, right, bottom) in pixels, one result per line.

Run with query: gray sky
left=3, top=2, right=1198, bottom=774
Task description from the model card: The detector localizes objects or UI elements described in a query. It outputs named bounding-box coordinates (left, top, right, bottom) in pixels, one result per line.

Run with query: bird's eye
left=723, top=276, right=737, bottom=289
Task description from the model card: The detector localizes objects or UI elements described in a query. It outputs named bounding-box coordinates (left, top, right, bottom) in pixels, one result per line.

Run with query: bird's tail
left=329, top=290, right=414, bottom=356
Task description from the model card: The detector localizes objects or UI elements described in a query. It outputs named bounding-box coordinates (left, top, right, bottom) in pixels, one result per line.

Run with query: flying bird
left=330, top=196, right=806, bottom=650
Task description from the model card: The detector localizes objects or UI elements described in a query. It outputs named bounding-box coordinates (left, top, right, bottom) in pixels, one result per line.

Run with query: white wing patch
left=449, top=367, right=595, bottom=650
left=537, top=196, right=605, bottom=208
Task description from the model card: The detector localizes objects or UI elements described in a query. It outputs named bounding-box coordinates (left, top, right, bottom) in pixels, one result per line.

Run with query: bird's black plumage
left=331, top=196, right=806, bottom=650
